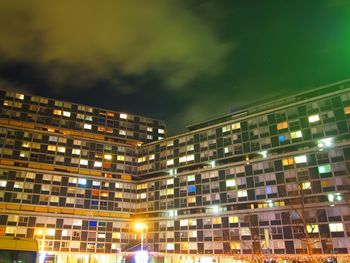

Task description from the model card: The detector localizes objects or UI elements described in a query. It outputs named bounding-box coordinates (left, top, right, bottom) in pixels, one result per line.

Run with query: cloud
left=0, top=0, right=232, bottom=91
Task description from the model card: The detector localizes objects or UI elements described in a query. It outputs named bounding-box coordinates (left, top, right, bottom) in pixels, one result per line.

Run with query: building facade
left=0, top=80, right=350, bottom=262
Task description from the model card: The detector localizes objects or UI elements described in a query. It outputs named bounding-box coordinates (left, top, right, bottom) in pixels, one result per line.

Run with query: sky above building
left=0, top=0, right=349, bottom=134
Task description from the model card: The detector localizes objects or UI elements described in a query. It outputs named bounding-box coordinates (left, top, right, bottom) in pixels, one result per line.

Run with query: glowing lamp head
left=134, top=222, right=146, bottom=231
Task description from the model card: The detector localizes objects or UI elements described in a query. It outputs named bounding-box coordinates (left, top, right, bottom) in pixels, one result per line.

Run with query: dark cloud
left=0, top=0, right=232, bottom=91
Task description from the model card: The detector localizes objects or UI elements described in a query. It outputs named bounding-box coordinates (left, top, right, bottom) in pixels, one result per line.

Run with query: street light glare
left=135, top=222, right=147, bottom=231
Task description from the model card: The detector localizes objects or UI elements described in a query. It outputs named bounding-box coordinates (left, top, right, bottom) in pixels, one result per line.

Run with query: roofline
left=186, top=78, right=350, bottom=130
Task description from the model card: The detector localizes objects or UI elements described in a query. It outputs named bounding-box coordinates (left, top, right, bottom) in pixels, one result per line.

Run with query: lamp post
left=134, top=222, right=146, bottom=251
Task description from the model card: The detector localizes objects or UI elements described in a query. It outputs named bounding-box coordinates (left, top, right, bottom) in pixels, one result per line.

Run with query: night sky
left=0, top=0, right=349, bottom=134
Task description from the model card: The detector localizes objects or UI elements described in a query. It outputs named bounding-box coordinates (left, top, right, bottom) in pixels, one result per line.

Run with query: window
left=119, top=113, right=128, bottom=119
left=237, top=190, right=247, bottom=198
left=318, top=164, right=331, bottom=174
left=240, top=227, right=251, bottom=236
left=344, top=106, right=350, bottom=115
left=53, top=109, right=62, bottom=116
left=15, top=93, right=24, bottom=100
left=282, top=158, right=294, bottom=166
left=291, top=130, right=302, bottom=139
left=117, top=155, right=124, bottom=161
left=229, top=216, right=238, bottom=223
left=158, top=129, right=165, bottom=134
left=63, top=111, right=71, bottom=117
left=277, top=121, right=288, bottom=130
left=80, top=159, right=88, bottom=166
left=47, top=145, right=57, bottom=151
left=187, top=175, right=195, bottom=182
left=226, top=179, right=236, bottom=187
left=329, top=223, right=344, bottom=232
left=84, top=124, right=92, bottom=130
left=308, top=114, right=320, bottom=123
left=94, top=161, right=102, bottom=167
left=167, top=159, right=174, bottom=166
left=72, top=149, right=81, bottom=155
left=302, top=181, right=311, bottom=190
left=294, top=155, right=307, bottom=164
left=104, top=154, right=112, bottom=160
left=188, top=185, right=196, bottom=193
left=231, top=123, right=241, bottom=130
left=119, top=130, right=126, bottom=135
left=279, top=135, right=286, bottom=142
left=306, top=224, right=319, bottom=233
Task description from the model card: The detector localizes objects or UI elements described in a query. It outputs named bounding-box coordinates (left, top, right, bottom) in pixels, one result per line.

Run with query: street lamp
left=134, top=222, right=147, bottom=251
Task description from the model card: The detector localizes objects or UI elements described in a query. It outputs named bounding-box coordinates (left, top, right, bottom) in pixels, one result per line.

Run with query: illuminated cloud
left=0, top=0, right=232, bottom=91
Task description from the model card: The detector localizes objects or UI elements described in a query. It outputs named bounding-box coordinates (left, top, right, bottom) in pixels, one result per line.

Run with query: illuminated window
left=72, top=149, right=81, bottom=155
left=158, top=128, right=165, bottom=134
left=188, top=185, right=196, bottom=193
left=117, top=155, right=125, bottom=161
left=279, top=135, right=286, bottom=142
left=179, top=156, right=186, bottom=163
left=73, top=219, right=82, bottom=226
left=57, top=146, right=65, bottom=153
left=53, top=109, right=62, bottom=116
left=188, top=196, right=196, bottom=203
left=277, top=121, right=288, bottom=130
left=0, top=180, right=6, bottom=187
left=49, top=196, right=59, bottom=203
left=231, top=122, right=241, bottom=130
left=291, top=130, right=302, bottom=139
left=282, top=158, right=294, bottom=166
left=212, top=217, right=221, bottom=224
left=226, top=179, right=236, bottom=187
left=112, top=232, right=121, bottom=239
left=63, top=111, right=71, bottom=117
left=329, top=223, right=344, bottom=232
left=120, top=113, right=127, bottom=119
left=147, top=127, right=153, bottom=132
left=119, top=130, right=126, bottom=135
left=167, top=189, right=174, bottom=195
left=115, top=192, right=122, bottom=198
left=167, top=179, right=174, bottom=185
left=344, top=106, right=350, bottom=115
left=46, top=229, right=55, bottom=236
left=237, top=190, right=247, bottom=198
left=294, top=155, right=307, bottom=164
left=149, top=154, right=155, bottom=160
left=187, top=175, right=195, bottom=182
left=308, top=114, right=320, bottom=123
left=84, top=124, right=92, bottom=130
left=14, top=182, right=24, bottom=189
left=92, top=181, right=101, bottom=186
left=22, top=142, right=31, bottom=148
left=98, top=232, right=106, bottom=238
left=240, top=227, right=251, bottom=236
left=230, top=241, right=241, bottom=249
left=94, top=161, right=102, bottom=167
left=301, top=181, right=311, bottom=190
left=222, top=125, right=231, bottom=132
left=224, top=147, right=229, bottom=153
left=318, top=164, right=331, bottom=174
left=306, top=224, right=319, bottom=233
left=80, top=159, right=88, bottom=166
left=103, top=154, right=112, bottom=160
left=15, top=93, right=24, bottom=100
left=167, top=243, right=174, bottom=250
left=229, top=216, right=238, bottom=223
left=166, top=159, right=174, bottom=166
left=47, top=145, right=57, bottom=151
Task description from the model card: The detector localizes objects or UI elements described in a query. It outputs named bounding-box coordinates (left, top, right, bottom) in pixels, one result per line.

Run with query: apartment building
left=0, top=79, right=350, bottom=262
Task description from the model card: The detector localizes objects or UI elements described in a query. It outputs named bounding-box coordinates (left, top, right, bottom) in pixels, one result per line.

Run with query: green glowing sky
left=0, top=0, right=349, bottom=133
